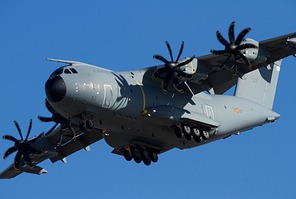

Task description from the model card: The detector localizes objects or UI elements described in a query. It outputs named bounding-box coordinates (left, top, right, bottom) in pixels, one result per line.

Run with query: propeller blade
left=152, top=67, right=167, bottom=79
left=228, top=21, right=235, bottom=44
left=3, top=135, right=18, bottom=142
left=232, top=64, right=238, bottom=76
left=23, top=151, right=34, bottom=167
left=14, top=121, right=23, bottom=140
left=237, top=51, right=252, bottom=69
left=25, top=134, right=41, bottom=145
left=220, top=54, right=233, bottom=68
left=211, top=49, right=227, bottom=55
left=14, top=150, right=22, bottom=170
left=46, top=123, right=58, bottom=135
left=235, top=27, right=252, bottom=45
left=38, top=116, right=53, bottom=122
left=162, top=70, right=173, bottom=93
left=25, top=119, right=32, bottom=141
left=236, top=43, right=258, bottom=51
left=165, top=41, right=174, bottom=62
left=162, top=80, right=169, bottom=93
left=45, top=99, right=56, bottom=114
left=172, top=72, right=184, bottom=93
left=153, top=54, right=169, bottom=64
left=216, top=31, right=230, bottom=47
left=3, top=146, right=17, bottom=159
left=175, top=41, right=184, bottom=62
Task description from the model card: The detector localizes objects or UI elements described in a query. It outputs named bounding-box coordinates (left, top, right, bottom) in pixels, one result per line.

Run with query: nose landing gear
left=79, top=119, right=94, bottom=132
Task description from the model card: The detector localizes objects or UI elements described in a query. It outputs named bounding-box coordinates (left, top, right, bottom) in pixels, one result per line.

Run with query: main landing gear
left=175, top=123, right=210, bottom=143
left=123, top=146, right=158, bottom=166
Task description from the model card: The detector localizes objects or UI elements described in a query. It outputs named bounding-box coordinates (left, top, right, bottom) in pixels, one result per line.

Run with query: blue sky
left=1, top=1, right=296, bottom=198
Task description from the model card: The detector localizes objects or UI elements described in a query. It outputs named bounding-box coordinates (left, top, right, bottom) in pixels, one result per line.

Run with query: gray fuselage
left=46, top=63, right=279, bottom=152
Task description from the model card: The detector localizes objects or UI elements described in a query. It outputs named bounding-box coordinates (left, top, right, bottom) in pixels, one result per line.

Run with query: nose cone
left=45, top=76, right=66, bottom=103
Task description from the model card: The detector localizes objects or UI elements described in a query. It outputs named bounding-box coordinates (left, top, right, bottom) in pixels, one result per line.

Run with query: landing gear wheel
left=143, top=158, right=151, bottom=166
left=141, top=150, right=151, bottom=166
left=123, top=150, right=132, bottom=161
left=182, top=125, right=191, bottom=134
left=193, top=135, right=203, bottom=143
left=86, top=120, right=94, bottom=129
left=184, top=133, right=192, bottom=140
left=149, top=152, right=158, bottom=163
left=131, top=147, right=141, bottom=163
left=201, top=130, right=210, bottom=140
left=192, top=128, right=200, bottom=137
left=182, top=125, right=192, bottom=140
left=141, top=150, right=150, bottom=160
left=192, top=128, right=202, bottom=143
left=174, top=127, right=183, bottom=138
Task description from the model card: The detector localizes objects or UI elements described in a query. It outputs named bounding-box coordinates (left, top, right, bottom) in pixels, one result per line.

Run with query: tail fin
left=235, top=60, right=282, bottom=110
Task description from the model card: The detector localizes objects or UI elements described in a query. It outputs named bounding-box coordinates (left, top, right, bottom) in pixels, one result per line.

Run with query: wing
left=193, top=32, right=296, bottom=94
left=0, top=125, right=103, bottom=179
left=259, top=32, right=296, bottom=63
left=143, top=33, right=296, bottom=95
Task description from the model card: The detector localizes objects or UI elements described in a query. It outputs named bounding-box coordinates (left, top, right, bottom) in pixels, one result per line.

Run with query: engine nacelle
left=178, top=57, right=198, bottom=80
left=238, top=38, right=259, bottom=63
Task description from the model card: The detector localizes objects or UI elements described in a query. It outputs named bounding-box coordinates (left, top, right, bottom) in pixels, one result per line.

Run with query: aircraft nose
left=45, top=76, right=66, bottom=103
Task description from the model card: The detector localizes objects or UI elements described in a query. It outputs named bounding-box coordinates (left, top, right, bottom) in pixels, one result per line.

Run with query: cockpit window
left=50, top=67, right=78, bottom=78
left=70, top=68, right=78, bottom=73
left=64, top=69, right=71, bottom=74
left=50, top=68, right=63, bottom=78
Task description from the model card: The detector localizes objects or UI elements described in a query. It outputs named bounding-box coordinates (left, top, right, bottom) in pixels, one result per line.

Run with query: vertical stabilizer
left=235, top=60, right=282, bottom=110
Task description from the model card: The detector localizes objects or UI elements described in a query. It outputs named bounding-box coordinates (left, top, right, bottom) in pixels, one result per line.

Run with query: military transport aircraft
left=1, top=21, right=296, bottom=179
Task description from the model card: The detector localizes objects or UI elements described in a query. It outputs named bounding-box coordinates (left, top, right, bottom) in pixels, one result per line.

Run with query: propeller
left=152, top=41, right=195, bottom=93
left=3, top=119, right=40, bottom=169
left=38, top=99, right=68, bottom=127
left=211, top=21, right=257, bottom=72
left=38, top=99, right=75, bottom=143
